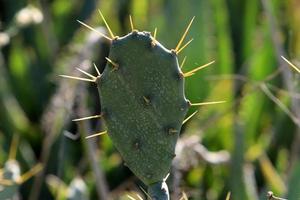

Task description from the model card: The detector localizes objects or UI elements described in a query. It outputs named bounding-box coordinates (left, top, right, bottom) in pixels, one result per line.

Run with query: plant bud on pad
left=97, top=31, right=189, bottom=186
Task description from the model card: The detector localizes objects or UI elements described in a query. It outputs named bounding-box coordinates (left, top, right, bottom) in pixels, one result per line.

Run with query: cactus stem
left=129, top=15, right=134, bottom=32
left=59, top=75, right=95, bottom=82
left=93, top=63, right=101, bottom=76
left=143, top=96, right=151, bottom=105
left=98, top=10, right=115, bottom=39
left=180, top=56, right=187, bottom=68
left=105, top=57, right=119, bottom=70
left=174, top=16, right=195, bottom=52
left=182, top=110, right=198, bottom=125
left=72, top=114, right=102, bottom=122
left=76, top=67, right=97, bottom=79
left=85, top=130, right=107, bottom=139
left=184, top=60, right=215, bottom=77
left=176, top=38, right=193, bottom=54
left=77, top=20, right=112, bottom=41
left=190, top=100, right=226, bottom=106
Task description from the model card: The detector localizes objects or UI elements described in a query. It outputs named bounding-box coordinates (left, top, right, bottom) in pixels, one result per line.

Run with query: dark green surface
left=98, top=31, right=189, bottom=185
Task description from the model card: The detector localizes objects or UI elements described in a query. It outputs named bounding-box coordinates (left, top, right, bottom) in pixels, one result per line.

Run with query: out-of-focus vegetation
left=0, top=0, right=300, bottom=199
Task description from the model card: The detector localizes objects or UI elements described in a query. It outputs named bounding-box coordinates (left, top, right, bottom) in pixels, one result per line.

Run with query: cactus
left=100, top=30, right=188, bottom=199
left=61, top=11, right=224, bottom=200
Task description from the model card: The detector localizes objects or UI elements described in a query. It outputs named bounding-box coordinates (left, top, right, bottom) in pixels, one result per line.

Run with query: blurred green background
left=0, top=0, right=300, bottom=199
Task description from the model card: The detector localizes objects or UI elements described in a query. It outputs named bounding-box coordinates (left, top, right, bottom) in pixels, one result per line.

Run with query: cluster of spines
left=60, top=10, right=225, bottom=139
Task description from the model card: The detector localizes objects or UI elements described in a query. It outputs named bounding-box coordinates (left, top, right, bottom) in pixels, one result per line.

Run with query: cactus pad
left=61, top=15, right=221, bottom=199
left=97, top=31, right=189, bottom=184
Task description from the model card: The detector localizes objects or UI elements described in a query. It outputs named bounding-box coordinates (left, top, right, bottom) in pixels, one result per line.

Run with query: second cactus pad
left=97, top=31, right=189, bottom=185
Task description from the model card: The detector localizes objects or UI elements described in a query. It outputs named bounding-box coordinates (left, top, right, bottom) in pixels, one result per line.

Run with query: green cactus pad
left=97, top=31, right=189, bottom=185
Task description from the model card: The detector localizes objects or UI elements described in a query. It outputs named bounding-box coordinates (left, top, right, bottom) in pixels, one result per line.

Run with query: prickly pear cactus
left=98, top=30, right=189, bottom=198
left=62, top=13, right=220, bottom=200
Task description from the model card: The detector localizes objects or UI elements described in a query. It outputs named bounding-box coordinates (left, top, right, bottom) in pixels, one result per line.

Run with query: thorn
left=180, top=56, right=187, bottom=68
left=151, top=28, right=158, bottom=47
left=153, top=27, right=157, bottom=40
left=175, top=16, right=195, bottom=52
left=139, top=186, right=152, bottom=200
left=98, top=10, right=115, bottom=39
left=85, top=130, right=107, bottom=139
left=59, top=75, right=95, bottom=82
left=281, top=56, right=300, bottom=73
left=127, top=195, right=137, bottom=200
left=76, top=67, right=97, bottom=79
left=129, top=15, right=134, bottom=32
left=184, top=60, right=215, bottom=77
left=182, top=110, right=198, bottom=125
left=72, top=114, right=102, bottom=122
left=190, top=100, right=226, bottom=106
left=143, top=96, right=151, bottom=105
left=105, top=57, right=119, bottom=70
left=176, top=38, right=193, bottom=54
left=77, top=20, right=111, bottom=41
left=164, top=173, right=170, bottom=181
left=225, top=192, right=231, bottom=200
left=93, top=63, right=101, bottom=76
